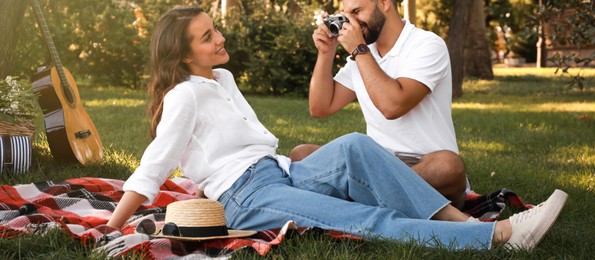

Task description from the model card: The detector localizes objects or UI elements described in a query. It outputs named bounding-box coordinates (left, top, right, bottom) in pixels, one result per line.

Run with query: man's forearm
left=309, top=52, right=337, bottom=117
left=356, top=54, right=401, bottom=100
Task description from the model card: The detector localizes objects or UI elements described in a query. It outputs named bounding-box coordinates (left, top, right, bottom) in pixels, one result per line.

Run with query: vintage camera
left=324, top=14, right=349, bottom=37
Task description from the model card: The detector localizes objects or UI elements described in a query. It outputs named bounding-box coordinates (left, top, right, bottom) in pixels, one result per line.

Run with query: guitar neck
left=30, top=0, right=74, bottom=104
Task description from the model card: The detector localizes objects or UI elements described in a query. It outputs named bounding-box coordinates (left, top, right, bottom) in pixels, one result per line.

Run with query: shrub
left=218, top=1, right=343, bottom=96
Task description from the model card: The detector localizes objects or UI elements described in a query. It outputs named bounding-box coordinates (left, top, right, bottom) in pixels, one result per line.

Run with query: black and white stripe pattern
left=0, top=136, right=32, bottom=175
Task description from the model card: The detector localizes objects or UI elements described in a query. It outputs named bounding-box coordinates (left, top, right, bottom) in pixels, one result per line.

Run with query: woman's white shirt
left=122, top=69, right=287, bottom=203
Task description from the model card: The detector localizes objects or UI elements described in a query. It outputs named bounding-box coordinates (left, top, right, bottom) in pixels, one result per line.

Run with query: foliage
left=486, top=0, right=537, bottom=62
left=414, top=0, right=451, bottom=38
left=8, top=0, right=590, bottom=94
left=0, top=76, right=40, bottom=123
left=535, top=0, right=595, bottom=90
left=16, top=0, right=141, bottom=88
left=414, top=0, right=538, bottom=63
left=216, top=0, right=337, bottom=96
left=12, top=0, right=337, bottom=95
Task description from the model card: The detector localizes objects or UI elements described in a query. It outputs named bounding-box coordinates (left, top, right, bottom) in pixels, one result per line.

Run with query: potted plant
left=0, top=76, right=41, bottom=174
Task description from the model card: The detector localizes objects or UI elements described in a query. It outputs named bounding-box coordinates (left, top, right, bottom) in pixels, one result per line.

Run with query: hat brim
left=154, top=229, right=257, bottom=241
left=137, top=224, right=257, bottom=241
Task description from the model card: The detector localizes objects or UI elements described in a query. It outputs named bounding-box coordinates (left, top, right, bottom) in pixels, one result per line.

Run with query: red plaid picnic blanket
left=0, top=177, right=530, bottom=258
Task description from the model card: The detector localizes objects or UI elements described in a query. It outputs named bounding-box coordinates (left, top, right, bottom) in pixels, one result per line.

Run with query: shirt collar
left=188, top=70, right=221, bottom=84
left=370, top=19, right=415, bottom=59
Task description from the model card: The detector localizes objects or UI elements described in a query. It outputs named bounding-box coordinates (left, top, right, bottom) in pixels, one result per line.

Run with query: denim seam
left=426, top=201, right=451, bottom=220
left=347, top=173, right=386, bottom=208
left=292, top=165, right=346, bottom=187
left=229, top=166, right=257, bottom=207
left=247, top=206, right=355, bottom=233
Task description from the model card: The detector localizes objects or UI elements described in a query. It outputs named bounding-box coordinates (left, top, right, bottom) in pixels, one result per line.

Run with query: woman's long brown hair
left=147, top=6, right=203, bottom=139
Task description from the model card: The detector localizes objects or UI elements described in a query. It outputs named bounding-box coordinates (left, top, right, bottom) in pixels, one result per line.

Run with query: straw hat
left=136, top=199, right=256, bottom=241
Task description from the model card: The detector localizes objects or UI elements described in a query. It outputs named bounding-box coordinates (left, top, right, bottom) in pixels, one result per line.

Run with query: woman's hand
left=106, top=191, right=148, bottom=229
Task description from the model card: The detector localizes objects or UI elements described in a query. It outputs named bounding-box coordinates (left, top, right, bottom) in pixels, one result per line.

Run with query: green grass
left=1, top=68, right=593, bottom=258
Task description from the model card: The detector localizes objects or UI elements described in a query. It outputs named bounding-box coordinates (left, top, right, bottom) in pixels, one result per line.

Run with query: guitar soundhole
left=75, top=130, right=91, bottom=139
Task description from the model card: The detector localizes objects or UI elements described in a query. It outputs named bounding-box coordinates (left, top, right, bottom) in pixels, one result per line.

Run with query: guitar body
left=32, top=66, right=103, bottom=164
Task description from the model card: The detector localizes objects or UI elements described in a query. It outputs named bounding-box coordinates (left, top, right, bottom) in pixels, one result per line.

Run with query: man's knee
left=423, top=150, right=466, bottom=180
left=289, top=144, right=321, bottom=161
left=415, top=150, right=467, bottom=202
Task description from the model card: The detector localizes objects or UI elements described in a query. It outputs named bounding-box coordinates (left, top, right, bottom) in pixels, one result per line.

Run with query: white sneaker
left=505, top=189, right=568, bottom=250
left=466, top=216, right=481, bottom=222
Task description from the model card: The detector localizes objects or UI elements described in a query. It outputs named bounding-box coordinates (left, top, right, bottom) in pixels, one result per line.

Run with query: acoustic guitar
left=30, top=0, right=103, bottom=165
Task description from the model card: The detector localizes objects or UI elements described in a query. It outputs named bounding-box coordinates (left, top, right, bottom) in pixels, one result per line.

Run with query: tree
left=446, top=0, right=473, bottom=98
left=12, top=0, right=167, bottom=88
left=464, top=0, right=494, bottom=80
left=538, top=0, right=594, bottom=90
left=402, top=0, right=416, bottom=25
left=0, top=0, right=28, bottom=78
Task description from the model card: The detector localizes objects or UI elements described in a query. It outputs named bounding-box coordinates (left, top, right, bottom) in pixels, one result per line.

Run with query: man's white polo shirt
left=334, top=20, right=458, bottom=156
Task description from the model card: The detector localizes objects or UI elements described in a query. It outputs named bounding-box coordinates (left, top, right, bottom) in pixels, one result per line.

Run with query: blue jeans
left=218, top=133, right=494, bottom=249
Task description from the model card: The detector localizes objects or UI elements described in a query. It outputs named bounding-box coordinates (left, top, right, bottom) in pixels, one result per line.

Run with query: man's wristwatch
left=351, top=44, right=370, bottom=60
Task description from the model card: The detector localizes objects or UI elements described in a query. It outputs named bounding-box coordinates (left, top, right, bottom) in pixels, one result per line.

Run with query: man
left=291, top=0, right=468, bottom=208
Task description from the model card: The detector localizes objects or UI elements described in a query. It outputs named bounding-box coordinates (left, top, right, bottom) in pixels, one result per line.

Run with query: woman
left=107, top=6, right=567, bottom=251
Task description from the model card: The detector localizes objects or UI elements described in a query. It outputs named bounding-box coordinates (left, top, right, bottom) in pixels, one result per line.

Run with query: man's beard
left=363, top=5, right=386, bottom=44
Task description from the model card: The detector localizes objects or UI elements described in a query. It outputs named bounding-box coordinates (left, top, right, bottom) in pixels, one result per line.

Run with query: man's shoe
left=505, top=189, right=568, bottom=251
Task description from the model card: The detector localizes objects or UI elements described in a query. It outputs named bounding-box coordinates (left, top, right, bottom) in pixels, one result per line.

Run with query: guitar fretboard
left=30, top=0, right=75, bottom=105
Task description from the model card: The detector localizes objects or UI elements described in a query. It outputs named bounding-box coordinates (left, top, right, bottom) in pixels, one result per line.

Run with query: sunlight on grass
left=530, top=102, right=595, bottom=112
left=85, top=98, right=145, bottom=107
left=453, top=103, right=510, bottom=110
left=454, top=101, right=595, bottom=112
left=275, top=118, right=290, bottom=125
left=104, top=146, right=140, bottom=170
left=493, top=67, right=595, bottom=78
left=459, top=140, right=509, bottom=153
left=462, top=79, right=498, bottom=92
left=344, top=102, right=362, bottom=111
left=558, top=173, right=595, bottom=192
left=548, top=145, right=595, bottom=166
left=303, top=126, right=326, bottom=135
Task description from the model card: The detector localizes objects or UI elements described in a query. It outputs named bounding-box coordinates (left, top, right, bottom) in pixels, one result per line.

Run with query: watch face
left=351, top=44, right=369, bottom=60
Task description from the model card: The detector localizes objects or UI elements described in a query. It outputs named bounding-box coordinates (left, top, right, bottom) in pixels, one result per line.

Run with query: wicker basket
left=0, top=119, right=35, bottom=175
left=0, top=120, right=36, bottom=137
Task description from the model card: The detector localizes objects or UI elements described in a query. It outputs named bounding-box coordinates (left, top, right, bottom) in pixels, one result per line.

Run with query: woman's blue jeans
left=218, top=133, right=494, bottom=249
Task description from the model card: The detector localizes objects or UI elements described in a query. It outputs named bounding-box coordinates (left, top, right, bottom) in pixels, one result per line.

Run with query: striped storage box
left=0, top=136, right=32, bottom=175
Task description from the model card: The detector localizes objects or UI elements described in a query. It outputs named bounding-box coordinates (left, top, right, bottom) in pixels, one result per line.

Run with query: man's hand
left=312, top=12, right=339, bottom=54
left=336, top=12, right=366, bottom=54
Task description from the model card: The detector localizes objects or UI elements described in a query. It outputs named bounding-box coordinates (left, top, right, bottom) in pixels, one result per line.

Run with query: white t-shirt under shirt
left=123, top=69, right=290, bottom=203
left=334, top=20, right=458, bottom=156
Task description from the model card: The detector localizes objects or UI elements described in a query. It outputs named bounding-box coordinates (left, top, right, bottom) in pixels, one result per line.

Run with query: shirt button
left=263, top=131, right=268, bottom=134
left=243, top=117, right=247, bottom=120
left=226, top=97, right=231, bottom=101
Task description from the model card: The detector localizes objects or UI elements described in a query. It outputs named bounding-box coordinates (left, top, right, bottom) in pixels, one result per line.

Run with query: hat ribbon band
left=164, top=222, right=229, bottom=237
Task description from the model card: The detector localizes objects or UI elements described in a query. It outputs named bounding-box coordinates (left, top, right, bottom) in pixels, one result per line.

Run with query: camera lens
left=329, top=22, right=341, bottom=36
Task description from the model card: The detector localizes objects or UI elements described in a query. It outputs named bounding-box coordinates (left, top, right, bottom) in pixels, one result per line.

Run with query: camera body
left=324, top=14, right=349, bottom=37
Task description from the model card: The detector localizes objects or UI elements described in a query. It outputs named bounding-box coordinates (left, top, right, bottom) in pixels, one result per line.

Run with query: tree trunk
left=0, top=0, right=28, bottom=78
left=288, top=0, right=302, bottom=16
left=536, top=0, right=547, bottom=68
left=403, top=0, right=416, bottom=25
left=463, top=0, right=493, bottom=79
left=446, top=0, right=473, bottom=98
left=221, top=0, right=242, bottom=25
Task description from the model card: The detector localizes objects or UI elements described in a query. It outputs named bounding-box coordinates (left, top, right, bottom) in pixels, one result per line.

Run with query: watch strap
left=351, top=44, right=370, bottom=60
